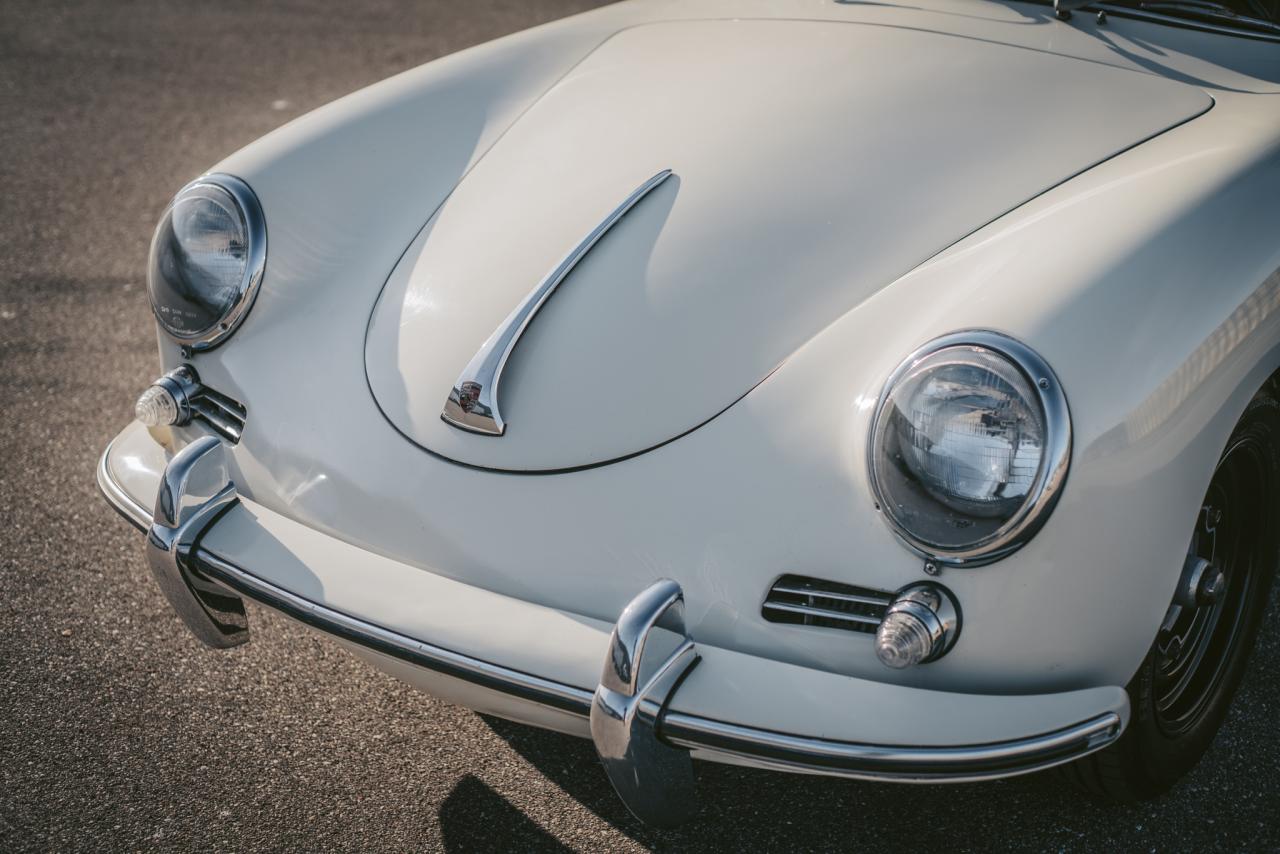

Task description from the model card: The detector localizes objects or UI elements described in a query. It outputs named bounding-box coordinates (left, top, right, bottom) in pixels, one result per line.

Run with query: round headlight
left=147, top=174, right=265, bottom=350
left=868, top=331, right=1071, bottom=566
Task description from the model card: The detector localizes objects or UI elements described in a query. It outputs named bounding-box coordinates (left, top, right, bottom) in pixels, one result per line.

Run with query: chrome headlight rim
left=147, top=172, right=267, bottom=351
left=867, top=330, right=1072, bottom=567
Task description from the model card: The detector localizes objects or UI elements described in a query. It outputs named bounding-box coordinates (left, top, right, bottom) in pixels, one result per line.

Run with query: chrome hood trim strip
left=441, top=169, right=673, bottom=436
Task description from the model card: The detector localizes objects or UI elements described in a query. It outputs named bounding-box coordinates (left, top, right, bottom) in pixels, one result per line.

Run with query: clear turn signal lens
left=135, top=384, right=180, bottom=426
left=874, top=583, right=960, bottom=670
left=875, top=610, right=935, bottom=669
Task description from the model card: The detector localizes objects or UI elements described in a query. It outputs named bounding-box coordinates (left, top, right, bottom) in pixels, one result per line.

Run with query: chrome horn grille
left=762, top=575, right=895, bottom=635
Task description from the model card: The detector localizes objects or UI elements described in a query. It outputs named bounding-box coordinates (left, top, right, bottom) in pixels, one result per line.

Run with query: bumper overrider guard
left=100, top=436, right=1125, bottom=827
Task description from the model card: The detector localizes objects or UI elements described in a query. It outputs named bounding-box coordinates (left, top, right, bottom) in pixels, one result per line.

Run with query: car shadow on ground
left=431, top=484, right=1280, bottom=851
left=439, top=774, right=574, bottom=853
left=439, top=619, right=1280, bottom=854
left=444, top=714, right=1076, bottom=852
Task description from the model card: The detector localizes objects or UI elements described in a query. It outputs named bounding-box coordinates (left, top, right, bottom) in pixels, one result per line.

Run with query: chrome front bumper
left=99, top=433, right=1126, bottom=827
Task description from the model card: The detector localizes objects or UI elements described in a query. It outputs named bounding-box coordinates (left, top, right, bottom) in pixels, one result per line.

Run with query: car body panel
left=364, top=18, right=1210, bottom=471
left=124, top=0, right=1280, bottom=721
left=101, top=425, right=1130, bottom=758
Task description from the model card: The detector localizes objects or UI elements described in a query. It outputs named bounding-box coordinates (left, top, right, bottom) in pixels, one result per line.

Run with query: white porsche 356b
left=98, top=0, right=1279, bottom=826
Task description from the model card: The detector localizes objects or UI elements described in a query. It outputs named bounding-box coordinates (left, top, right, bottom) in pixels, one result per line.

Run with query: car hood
left=364, top=19, right=1210, bottom=472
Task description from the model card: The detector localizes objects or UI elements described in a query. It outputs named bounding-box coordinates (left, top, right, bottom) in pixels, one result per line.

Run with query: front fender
left=760, top=87, right=1280, bottom=690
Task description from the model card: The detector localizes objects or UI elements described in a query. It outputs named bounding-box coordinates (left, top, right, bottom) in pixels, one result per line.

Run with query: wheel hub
left=1153, top=437, right=1266, bottom=737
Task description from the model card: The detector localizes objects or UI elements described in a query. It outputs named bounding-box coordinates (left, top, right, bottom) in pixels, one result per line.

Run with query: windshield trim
left=1096, top=2, right=1280, bottom=39
left=1030, top=0, right=1280, bottom=40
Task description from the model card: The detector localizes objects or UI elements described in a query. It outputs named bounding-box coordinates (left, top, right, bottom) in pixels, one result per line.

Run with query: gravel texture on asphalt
left=1, top=1, right=1277, bottom=850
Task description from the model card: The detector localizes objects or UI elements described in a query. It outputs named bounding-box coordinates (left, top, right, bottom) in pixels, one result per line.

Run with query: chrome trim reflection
left=190, top=550, right=1122, bottom=783
left=867, top=330, right=1073, bottom=567
left=195, top=549, right=596, bottom=715
left=875, top=582, right=961, bottom=668
left=661, top=711, right=1122, bottom=781
left=141, top=365, right=200, bottom=426
left=145, top=436, right=248, bottom=648
left=137, top=365, right=246, bottom=443
left=768, top=584, right=892, bottom=607
left=761, top=574, right=895, bottom=636
left=1092, top=3, right=1280, bottom=42
left=98, top=440, right=1121, bottom=785
left=442, top=169, right=674, bottom=436
left=762, top=601, right=884, bottom=626
left=149, top=172, right=267, bottom=351
left=590, top=579, right=700, bottom=827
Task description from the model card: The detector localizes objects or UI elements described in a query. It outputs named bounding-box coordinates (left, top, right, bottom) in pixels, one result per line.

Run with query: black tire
left=1061, top=377, right=1280, bottom=802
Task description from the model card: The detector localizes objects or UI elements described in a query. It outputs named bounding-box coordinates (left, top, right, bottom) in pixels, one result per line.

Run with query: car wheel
left=1061, top=378, right=1280, bottom=801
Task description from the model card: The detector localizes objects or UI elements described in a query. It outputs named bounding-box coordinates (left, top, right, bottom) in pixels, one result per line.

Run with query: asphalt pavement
left=1, top=1, right=1277, bottom=850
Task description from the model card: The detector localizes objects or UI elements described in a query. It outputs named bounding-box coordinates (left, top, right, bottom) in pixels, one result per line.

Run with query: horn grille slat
left=762, top=574, right=894, bottom=635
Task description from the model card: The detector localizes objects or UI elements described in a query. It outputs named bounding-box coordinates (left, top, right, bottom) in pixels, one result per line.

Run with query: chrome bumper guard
left=591, top=579, right=700, bottom=826
left=144, top=436, right=248, bottom=649
left=100, top=438, right=1124, bottom=827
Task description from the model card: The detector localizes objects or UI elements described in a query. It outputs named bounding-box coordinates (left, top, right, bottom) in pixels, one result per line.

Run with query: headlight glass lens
left=871, top=344, right=1047, bottom=554
left=147, top=183, right=250, bottom=341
